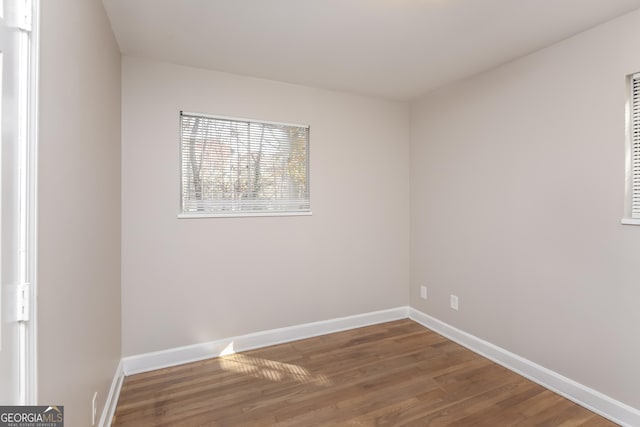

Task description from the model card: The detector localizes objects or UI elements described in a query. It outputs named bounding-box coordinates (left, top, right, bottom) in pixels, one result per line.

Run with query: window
left=180, top=112, right=310, bottom=217
left=624, top=73, right=640, bottom=224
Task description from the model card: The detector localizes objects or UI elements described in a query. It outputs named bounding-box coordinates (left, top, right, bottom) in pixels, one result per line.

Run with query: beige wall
left=38, top=0, right=121, bottom=425
left=121, top=57, right=410, bottom=356
left=410, top=10, right=640, bottom=408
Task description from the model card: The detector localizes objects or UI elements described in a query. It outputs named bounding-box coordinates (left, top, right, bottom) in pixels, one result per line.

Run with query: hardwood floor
left=112, top=320, right=616, bottom=426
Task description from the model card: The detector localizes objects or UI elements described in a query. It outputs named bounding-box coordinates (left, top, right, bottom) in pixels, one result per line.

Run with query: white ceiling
left=102, top=0, right=640, bottom=100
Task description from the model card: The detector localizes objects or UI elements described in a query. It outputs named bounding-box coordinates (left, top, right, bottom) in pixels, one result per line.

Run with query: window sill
left=621, top=218, right=640, bottom=226
left=178, top=211, right=312, bottom=219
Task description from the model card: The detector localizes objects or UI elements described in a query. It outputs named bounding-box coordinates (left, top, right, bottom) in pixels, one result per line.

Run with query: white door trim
left=23, top=0, right=39, bottom=405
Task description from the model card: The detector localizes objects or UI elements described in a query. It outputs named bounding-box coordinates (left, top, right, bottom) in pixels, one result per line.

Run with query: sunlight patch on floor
left=220, top=353, right=332, bottom=386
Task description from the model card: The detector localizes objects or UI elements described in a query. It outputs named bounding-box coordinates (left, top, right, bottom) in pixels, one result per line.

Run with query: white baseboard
left=409, top=307, right=640, bottom=427
left=121, top=306, right=410, bottom=376
left=98, top=359, right=124, bottom=427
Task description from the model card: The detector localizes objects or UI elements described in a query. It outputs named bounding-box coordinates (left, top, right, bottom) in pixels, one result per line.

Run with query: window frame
left=623, top=73, right=640, bottom=225
left=178, top=111, right=312, bottom=219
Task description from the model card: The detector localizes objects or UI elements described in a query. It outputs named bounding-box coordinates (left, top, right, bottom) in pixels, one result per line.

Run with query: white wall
left=121, top=57, right=410, bottom=356
left=410, top=10, right=640, bottom=409
left=38, top=0, right=121, bottom=425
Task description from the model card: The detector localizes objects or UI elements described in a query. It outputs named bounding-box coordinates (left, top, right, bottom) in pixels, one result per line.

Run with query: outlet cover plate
left=450, top=295, right=459, bottom=311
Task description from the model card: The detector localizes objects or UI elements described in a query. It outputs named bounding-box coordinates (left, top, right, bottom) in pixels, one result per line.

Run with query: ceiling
left=102, top=0, right=640, bottom=100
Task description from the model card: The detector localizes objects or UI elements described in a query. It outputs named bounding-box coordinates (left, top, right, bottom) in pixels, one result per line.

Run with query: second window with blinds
left=179, top=112, right=311, bottom=217
left=624, top=74, right=640, bottom=225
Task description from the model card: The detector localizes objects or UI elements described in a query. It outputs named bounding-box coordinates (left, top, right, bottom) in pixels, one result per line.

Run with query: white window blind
left=180, top=112, right=310, bottom=216
left=631, top=74, right=640, bottom=219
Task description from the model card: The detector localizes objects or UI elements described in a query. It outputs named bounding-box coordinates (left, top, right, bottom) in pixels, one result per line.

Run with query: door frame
left=6, top=0, right=39, bottom=405
left=23, top=0, right=39, bottom=405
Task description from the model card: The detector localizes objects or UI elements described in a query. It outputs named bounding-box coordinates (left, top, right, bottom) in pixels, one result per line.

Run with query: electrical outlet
left=92, top=392, right=97, bottom=425
left=420, top=286, right=427, bottom=300
left=450, top=295, right=459, bottom=311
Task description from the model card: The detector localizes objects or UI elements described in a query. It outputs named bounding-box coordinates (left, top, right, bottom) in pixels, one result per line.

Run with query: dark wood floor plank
left=112, top=319, right=617, bottom=426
